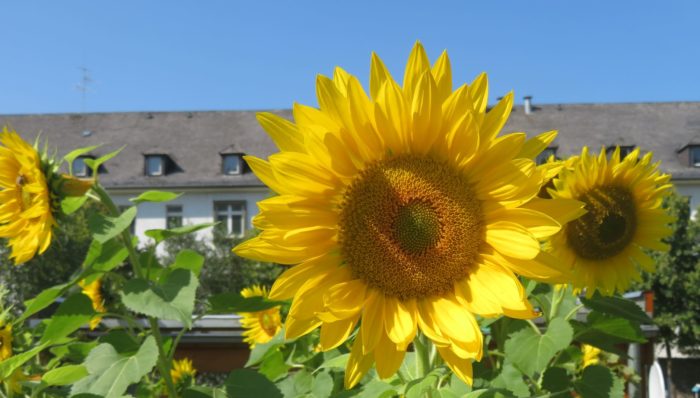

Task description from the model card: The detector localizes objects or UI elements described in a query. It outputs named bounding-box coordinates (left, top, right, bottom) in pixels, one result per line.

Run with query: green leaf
left=71, top=336, right=159, bottom=398
left=406, top=370, right=442, bottom=398
left=84, top=146, right=125, bottom=172
left=504, top=318, right=573, bottom=376
left=121, top=269, right=198, bottom=327
left=18, top=283, right=68, bottom=323
left=541, top=366, right=571, bottom=393
left=311, top=370, right=334, bottom=398
left=225, top=369, right=283, bottom=398
left=491, top=363, right=530, bottom=398
left=84, top=239, right=129, bottom=272
left=88, top=207, right=137, bottom=243
left=64, top=144, right=101, bottom=164
left=581, top=293, right=652, bottom=324
left=258, top=349, right=289, bottom=381
left=42, top=364, right=89, bottom=386
left=573, top=311, right=645, bottom=354
left=145, top=222, right=217, bottom=245
left=100, top=330, right=141, bottom=354
left=317, top=353, right=349, bottom=370
left=171, top=249, right=205, bottom=276
left=130, top=190, right=182, bottom=204
left=574, top=365, right=624, bottom=398
left=356, top=380, right=398, bottom=398
left=62, top=195, right=89, bottom=215
left=183, top=387, right=228, bottom=398
left=0, top=343, right=49, bottom=379
left=245, top=331, right=285, bottom=367
left=41, top=293, right=96, bottom=344
left=209, top=292, right=286, bottom=314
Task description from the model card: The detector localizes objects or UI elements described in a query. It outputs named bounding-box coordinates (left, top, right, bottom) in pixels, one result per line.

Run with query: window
left=145, top=155, right=165, bottom=176
left=691, top=147, right=700, bottom=167
left=214, top=201, right=246, bottom=237
left=536, top=147, right=557, bottom=165
left=73, top=156, right=91, bottom=177
left=118, top=205, right=136, bottom=235
left=222, top=154, right=242, bottom=175
left=166, top=205, right=183, bottom=229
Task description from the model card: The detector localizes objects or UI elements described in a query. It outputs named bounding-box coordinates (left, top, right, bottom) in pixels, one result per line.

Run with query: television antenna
left=75, top=67, right=93, bottom=113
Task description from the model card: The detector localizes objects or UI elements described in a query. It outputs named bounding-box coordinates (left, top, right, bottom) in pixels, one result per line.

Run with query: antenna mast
left=76, top=67, right=93, bottom=113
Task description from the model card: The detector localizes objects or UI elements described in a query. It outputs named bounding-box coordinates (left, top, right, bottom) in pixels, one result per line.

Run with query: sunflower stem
left=413, top=333, right=431, bottom=378
left=549, top=286, right=565, bottom=321
left=92, top=184, right=178, bottom=398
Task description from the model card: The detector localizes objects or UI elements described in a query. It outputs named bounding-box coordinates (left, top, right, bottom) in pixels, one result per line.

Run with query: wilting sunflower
left=0, top=128, right=56, bottom=264
left=171, top=357, right=196, bottom=385
left=0, top=323, right=12, bottom=361
left=547, top=146, right=673, bottom=296
left=238, top=285, right=282, bottom=348
left=234, top=42, right=585, bottom=387
left=79, top=278, right=106, bottom=330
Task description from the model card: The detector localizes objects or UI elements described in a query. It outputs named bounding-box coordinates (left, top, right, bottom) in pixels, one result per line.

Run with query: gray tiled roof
left=2, top=101, right=699, bottom=187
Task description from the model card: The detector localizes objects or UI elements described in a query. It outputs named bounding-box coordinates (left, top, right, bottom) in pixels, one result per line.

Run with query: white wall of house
left=110, top=188, right=271, bottom=249
left=671, top=181, right=700, bottom=217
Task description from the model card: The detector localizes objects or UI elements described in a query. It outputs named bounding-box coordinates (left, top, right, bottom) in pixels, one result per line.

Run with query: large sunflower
left=547, top=146, right=673, bottom=296
left=0, top=128, right=56, bottom=264
left=234, top=43, right=584, bottom=387
left=238, top=285, right=282, bottom=348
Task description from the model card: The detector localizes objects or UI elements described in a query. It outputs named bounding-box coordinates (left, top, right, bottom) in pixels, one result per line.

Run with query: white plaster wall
left=111, top=188, right=271, bottom=249
left=672, top=182, right=700, bottom=218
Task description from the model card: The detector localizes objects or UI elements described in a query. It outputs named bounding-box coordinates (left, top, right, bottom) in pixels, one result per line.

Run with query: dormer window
left=145, top=155, right=165, bottom=176
left=222, top=154, right=242, bottom=175
left=691, top=146, right=700, bottom=167
left=73, top=156, right=91, bottom=177
left=536, top=147, right=557, bottom=165
left=607, top=145, right=635, bottom=158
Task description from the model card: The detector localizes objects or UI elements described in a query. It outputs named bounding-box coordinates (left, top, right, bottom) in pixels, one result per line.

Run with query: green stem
left=413, top=333, right=431, bottom=378
left=92, top=184, right=178, bottom=398
left=526, top=319, right=541, bottom=335
left=549, top=286, right=565, bottom=321
left=564, top=304, right=584, bottom=321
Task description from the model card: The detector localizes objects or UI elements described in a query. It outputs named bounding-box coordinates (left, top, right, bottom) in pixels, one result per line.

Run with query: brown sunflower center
left=15, top=174, right=33, bottom=211
left=338, top=155, right=484, bottom=300
left=565, top=185, right=637, bottom=260
left=258, top=311, right=278, bottom=336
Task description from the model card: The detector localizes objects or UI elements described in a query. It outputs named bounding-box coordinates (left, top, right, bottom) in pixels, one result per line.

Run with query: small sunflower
left=79, top=278, right=106, bottom=330
left=0, top=323, right=12, bottom=361
left=547, top=146, right=674, bottom=296
left=171, top=357, right=196, bottom=386
left=235, top=42, right=585, bottom=387
left=238, top=285, right=282, bottom=348
left=581, top=344, right=601, bottom=368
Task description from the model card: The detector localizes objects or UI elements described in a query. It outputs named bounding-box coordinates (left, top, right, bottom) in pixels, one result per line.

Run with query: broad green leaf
left=226, top=369, right=283, bottom=398
left=71, top=336, right=158, bottom=398
left=49, top=341, right=98, bottom=366
left=88, top=207, right=137, bottom=243
left=574, top=365, right=624, bottom=398
left=573, top=311, right=645, bottom=354
left=18, top=283, right=68, bottom=323
left=356, top=380, right=398, bottom=398
left=100, top=330, right=141, bottom=354
left=491, top=363, right=530, bottom=397
left=246, top=331, right=285, bottom=367
left=209, top=292, right=286, bottom=314
left=171, top=249, right=205, bottom=276
left=84, top=146, right=125, bottom=172
left=121, top=269, right=198, bottom=327
left=317, top=353, right=349, bottom=370
left=541, top=366, right=571, bottom=393
left=311, top=370, right=334, bottom=398
left=406, top=370, right=442, bottom=398
left=41, top=293, right=96, bottom=344
left=183, top=387, right=228, bottom=398
left=62, top=196, right=89, bottom=215
left=581, top=293, right=652, bottom=324
left=504, top=318, right=573, bottom=376
left=145, top=222, right=217, bottom=245
left=83, top=239, right=129, bottom=272
left=130, top=190, right=182, bottom=204
left=0, top=343, right=49, bottom=379
left=42, top=364, right=89, bottom=386
left=258, top=349, right=289, bottom=381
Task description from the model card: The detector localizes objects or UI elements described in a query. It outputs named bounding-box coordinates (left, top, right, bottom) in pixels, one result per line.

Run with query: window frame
left=166, top=204, right=184, bottom=229
left=145, top=155, right=165, bottom=176
left=73, top=156, right=91, bottom=177
left=222, top=154, right=242, bottom=175
left=690, top=146, right=700, bottom=167
left=213, top=201, right=247, bottom=238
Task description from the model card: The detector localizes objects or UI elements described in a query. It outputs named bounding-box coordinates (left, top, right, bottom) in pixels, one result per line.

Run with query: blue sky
left=1, top=1, right=698, bottom=114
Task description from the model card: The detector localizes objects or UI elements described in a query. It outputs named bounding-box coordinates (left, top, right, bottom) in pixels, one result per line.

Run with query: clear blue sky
left=1, top=1, right=698, bottom=114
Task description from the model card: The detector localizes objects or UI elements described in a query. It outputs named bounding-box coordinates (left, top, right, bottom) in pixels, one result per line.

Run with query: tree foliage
left=637, top=193, right=700, bottom=354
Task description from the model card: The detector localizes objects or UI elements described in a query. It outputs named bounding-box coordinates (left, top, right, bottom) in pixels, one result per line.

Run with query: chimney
left=523, top=96, right=533, bottom=115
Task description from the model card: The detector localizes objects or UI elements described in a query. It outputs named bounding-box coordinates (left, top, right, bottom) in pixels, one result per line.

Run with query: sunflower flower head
left=0, top=322, right=12, bottom=361
left=79, top=278, right=106, bottom=330
left=234, top=42, right=586, bottom=387
left=171, top=357, right=196, bottom=386
left=547, top=146, right=674, bottom=296
left=238, top=285, right=282, bottom=348
left=581, top=344, right=601, bottom=368
left=0, top=127, right=94, bottom=265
